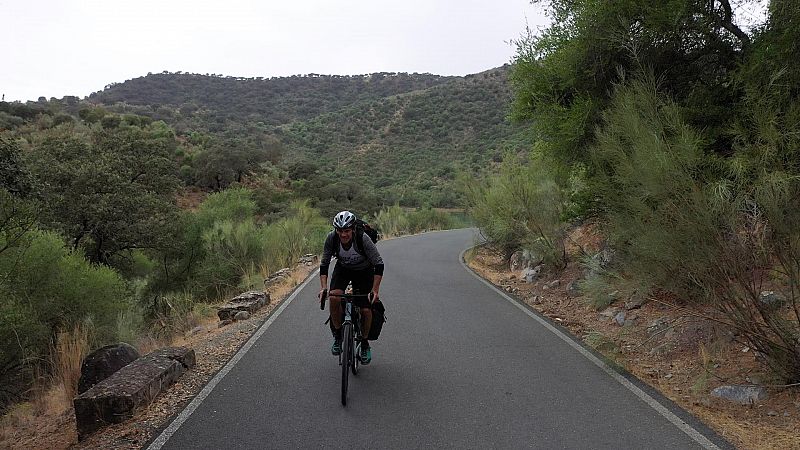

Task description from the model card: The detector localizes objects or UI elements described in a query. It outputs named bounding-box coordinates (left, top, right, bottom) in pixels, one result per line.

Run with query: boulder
left=711, top=385, right=768, bottom=405
left=521, top=264, right=543, bottom=283
left=299, top=254, right=318, bottom=265
left=217, top=291, right=270, bottom=321
left=73, top=346, right=195, bottom=440
left=509, top=249, right=542, bottom=272
left=567, top=280, right=581, bottom=298
left=624, top=293, right=647, bottom=310
left=760, top=291, right=786, bottom=309
left=77, top=343, right=140, bottom=394
left=234, top=311, right=251, bottom=321
left=264, top=268, right=292, bottom=286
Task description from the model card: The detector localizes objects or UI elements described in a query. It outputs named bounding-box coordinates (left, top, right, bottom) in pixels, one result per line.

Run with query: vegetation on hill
left=88, top=71, right=457, bottom=126
left=79, top=68, right=527, bottom=211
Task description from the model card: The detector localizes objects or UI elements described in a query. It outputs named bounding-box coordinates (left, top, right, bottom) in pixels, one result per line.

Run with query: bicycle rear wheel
left=341, top=322, right=352, bottom=406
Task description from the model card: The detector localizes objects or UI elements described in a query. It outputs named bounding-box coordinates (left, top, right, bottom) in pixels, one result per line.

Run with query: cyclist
left=318, top=210, right=384, bottom=364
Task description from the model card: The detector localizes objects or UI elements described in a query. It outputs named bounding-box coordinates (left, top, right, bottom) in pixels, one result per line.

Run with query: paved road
left=149, top=229, right=730, bottom=449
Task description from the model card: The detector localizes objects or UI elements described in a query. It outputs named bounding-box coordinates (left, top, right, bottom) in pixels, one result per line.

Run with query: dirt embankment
left=467, top=223, right=800, bottom=450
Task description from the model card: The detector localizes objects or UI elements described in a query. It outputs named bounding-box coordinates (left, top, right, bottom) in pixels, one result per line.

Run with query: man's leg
left=329, top=289, right=344, bottom=355
left=352, top=267, right=375, bottom=364
left=360, top=307, right=372, bottom=342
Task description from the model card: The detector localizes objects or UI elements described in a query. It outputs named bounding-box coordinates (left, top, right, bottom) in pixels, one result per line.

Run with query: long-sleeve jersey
left=319, top=230, right=384, bottom=276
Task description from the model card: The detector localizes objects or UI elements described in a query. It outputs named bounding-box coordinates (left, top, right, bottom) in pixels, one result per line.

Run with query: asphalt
left=148, top=228, right=732, bottom=450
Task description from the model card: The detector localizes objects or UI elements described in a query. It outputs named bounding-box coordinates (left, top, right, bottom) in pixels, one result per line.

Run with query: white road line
left=146, top=271, right=318, bottom=450
left=460, top=248, right=722, bottom=450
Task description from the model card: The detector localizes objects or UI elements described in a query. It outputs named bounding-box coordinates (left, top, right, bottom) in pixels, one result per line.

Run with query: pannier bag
left=368, top=300, right=386, bottom=340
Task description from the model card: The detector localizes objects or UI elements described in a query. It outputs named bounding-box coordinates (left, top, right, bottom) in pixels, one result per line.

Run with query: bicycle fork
left=339, top=301, right=361, bottom=366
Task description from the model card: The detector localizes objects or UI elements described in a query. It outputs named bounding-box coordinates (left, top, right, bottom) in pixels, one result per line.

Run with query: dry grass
left=53, top=325, right=90, bottom=402
left=0, top=325, right=90, bottom=449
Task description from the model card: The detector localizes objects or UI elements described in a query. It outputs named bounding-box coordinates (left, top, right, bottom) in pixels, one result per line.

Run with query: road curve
left=148, top=229, right=731, bottom=449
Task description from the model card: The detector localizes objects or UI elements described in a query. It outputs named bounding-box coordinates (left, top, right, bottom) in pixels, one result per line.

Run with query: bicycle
left=320, top=288, right=371, bottom=406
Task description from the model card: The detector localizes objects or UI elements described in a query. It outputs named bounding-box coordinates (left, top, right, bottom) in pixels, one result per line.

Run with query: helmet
left=333, top=210, right=356, bottom=229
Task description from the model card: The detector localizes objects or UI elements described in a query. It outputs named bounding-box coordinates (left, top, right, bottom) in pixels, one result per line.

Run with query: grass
left=53, top=325, right=90, bottom=406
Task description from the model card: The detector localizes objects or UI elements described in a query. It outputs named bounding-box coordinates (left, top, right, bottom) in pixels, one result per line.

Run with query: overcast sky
left=2, top=0, right=549, bottom=102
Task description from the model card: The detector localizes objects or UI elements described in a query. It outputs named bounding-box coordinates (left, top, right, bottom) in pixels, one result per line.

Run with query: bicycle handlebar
left=319, top=290, right=374, bottom=310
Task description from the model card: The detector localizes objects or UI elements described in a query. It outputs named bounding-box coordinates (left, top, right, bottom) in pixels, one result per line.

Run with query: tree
left=511, top=0, right=757, bottom=164
left=27, top=127, right=180, bottom=265
left=193, top=136, right=282, bottom=190
left=0, top=136, right=31, bottom=196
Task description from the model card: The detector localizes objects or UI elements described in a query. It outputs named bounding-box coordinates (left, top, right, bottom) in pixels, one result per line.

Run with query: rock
left=77, top=343, right=140, bottom=395
left=217, top=291, right=270, bottom=321
left=299, top=254, right=318, bottom=264
left=567, top=280, right=581, bottom=298
left=188, top=326, right=206, bottom=336
left=759, top=291, right=786, bottom=309
left=218, top=319, right=233, bottom=328
left=509, top=251, right=525, bottom=271
left=599, top=307, right=619, bottom=318
left=710, top=385, right=768, bottom=405
left=647, top=317, right=670, bottom=337
left=624, top=293, right=647, bottom=310
left=510, top=250, right=542, bottom=272
left=614, top=311, right=627, bottom=326
left=521, top=264, right=543, bottom=283
left=546, top=280, right=561, bottom=290
left=233, top=311, right=251, bottom=321
left=73, top=346, right=195, bottom=440
left=264, top=268, right=292, bottom=286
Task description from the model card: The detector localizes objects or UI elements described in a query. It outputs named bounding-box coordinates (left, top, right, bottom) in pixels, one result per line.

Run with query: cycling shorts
left=330, top=263, right=374, bottom=308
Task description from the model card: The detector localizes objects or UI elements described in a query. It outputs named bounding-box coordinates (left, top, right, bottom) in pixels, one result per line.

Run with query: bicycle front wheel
left=341, top=322, right=352, bottom=406
left=351, top=339, right=360, bottom=376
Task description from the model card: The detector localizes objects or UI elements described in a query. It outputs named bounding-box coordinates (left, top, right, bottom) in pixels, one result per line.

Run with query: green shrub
left=375, top=205, right=410, bottom=237
left=261, top=200, right=328, bottom=276
left=194, top=187, right=258, bottom=230
left=590, top=77, right=800, bottom=381
left=407, top=207, right=454, bottom=233
left=463, top=154, right=568, bottom=266
left=0, top=226, right=133, bottom=407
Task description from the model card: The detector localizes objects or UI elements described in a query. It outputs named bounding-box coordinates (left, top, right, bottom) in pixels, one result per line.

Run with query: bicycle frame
left=321, top=288, right=371, bottom=406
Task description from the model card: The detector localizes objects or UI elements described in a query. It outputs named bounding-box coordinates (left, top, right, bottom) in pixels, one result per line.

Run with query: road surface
left=148, top=229, right=730, bottom=449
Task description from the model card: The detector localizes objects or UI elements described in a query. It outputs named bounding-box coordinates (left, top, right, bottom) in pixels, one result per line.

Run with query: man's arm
left=371, top=274, right=382, bottom=302
left=319, top=232, right=334, bottom=299
left=362, top=236, right=384, bottom=302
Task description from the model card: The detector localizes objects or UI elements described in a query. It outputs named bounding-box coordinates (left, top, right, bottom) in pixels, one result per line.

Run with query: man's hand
left=369, top=290, right=380, bottom=304
left=318, top=288, right=328, bottom=310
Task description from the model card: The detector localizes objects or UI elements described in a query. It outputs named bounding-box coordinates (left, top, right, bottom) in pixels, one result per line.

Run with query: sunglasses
left=335, top=227, right=354, bottom=232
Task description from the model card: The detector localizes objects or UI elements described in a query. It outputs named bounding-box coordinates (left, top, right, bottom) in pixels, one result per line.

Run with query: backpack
left=355, top=218, right=380, bottom=245
left=333, top=218, right=381, bottom=255
left=367, top=300, right=386, bottom=340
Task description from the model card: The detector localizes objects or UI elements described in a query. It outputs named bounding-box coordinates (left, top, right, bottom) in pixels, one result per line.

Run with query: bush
left=407, top=207, right=454, bottom=233
left=590, top=77, right=800, bottom=381
left=375, top=205, right=410, bottom=237
left=463, top=154, right=568, bottom=266
left=0, top=227, right=132, bottom=408
left=588, top=78, right=724, bottom=299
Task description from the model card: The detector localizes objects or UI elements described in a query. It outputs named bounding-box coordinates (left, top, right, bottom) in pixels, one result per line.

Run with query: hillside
left=88, top=71, right=458, bottom=126
left=87, top=66, right=528, bottom=208
left=277, top=67, right=531, bottom=206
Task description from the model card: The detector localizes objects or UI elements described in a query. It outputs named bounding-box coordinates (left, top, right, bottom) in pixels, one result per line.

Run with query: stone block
left=73, top=346, right=195, bottom=440
left=217, top=291, right=270, bottom=321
